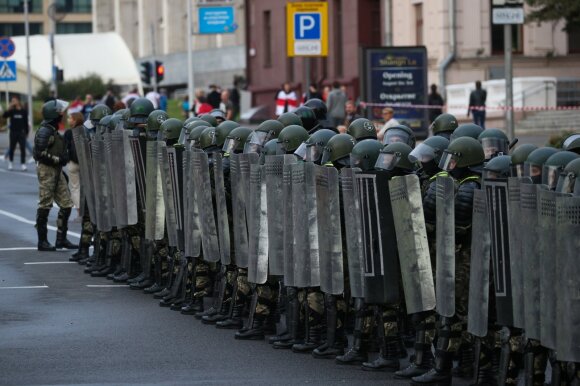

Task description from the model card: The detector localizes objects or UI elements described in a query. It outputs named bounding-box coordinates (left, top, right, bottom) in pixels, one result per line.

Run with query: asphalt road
left=0, top=161, right=442, bottom=386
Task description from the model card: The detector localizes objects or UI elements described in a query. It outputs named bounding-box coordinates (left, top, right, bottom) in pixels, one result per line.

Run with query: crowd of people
left=27, top=88, right=580, bottom=386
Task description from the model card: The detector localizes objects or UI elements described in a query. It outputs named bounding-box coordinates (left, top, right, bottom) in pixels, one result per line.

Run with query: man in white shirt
left=377, top=107, right=399, bottom=141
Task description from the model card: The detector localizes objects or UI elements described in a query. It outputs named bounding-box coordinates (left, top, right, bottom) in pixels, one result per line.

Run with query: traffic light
left=140, top=61, right=152, bottom=84
left=155, top=61, right=164, bottom=84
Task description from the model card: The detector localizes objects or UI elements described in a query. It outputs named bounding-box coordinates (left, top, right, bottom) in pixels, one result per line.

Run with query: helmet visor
left=563, top=134, right=580, bottom=150
left=375, top=152, right=400, bottom=171
left=243, top=131, right=268, bottom=153
left=276, top=139, right=290, bottom=155
left=84, top=119, right=94, bottom=130
left=222, top=137, right=239, bottom=154
left=542, top=165, right=562, bottom=190
left=383, top=128, right=412, bottom=146
left=178, top=128, right=188, bottom=145
left=484, top=170, right=503, bottom=180
left=523, top=162, right=542, bottom=178
left=55, top=99, right=70, bottom=114
left=438, top=150, right=458, bottom=171
left=349, top=153, right=367, bottom=169
left=409, top=143, right=437, bottom=163
left=115, top=120, right=125, bottom=131
left=557, top=172, right=575, bottom=194
left=321, top=148, right=333, bottom=165
left=294, top=142, right=308, bottom=161
left=481, top=137, right=508, bottom=160
left=510, top=163, right=525, bottom=178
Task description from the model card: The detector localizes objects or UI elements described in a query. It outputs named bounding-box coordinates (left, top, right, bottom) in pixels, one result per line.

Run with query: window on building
left=334, top=0, right=343, bottom=77
left=263, top=10, right=272, bottom=68
left=56, top=22, right=92, bottom=34
left=0, top=0, right=42, bottom=13
left=569, top=25, right=580, bottom=54
left=0, top=22, right=42, bottom=36
left=56, top=0, right=91, bottom=13
left=414, top=3, right=423, bottom=46
left=491, top=24, right=523, bottom=54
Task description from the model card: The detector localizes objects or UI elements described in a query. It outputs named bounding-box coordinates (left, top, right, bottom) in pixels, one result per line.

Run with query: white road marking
left=0, top=247, right=38, bottom=251
left=0, top=285, right=49, bottom=289
left=0, top=209, right=81, bottom=238
left=24, top=261, right=76, bottom=265
left=86, top=285, right=130, bottom=288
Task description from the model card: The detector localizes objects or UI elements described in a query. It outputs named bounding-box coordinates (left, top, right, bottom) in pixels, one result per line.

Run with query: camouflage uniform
left=37, top=163, right=74, bottom=210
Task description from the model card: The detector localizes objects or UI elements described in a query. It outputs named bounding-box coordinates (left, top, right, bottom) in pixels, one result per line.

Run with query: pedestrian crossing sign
left=0, top=60, right=16, bottom=82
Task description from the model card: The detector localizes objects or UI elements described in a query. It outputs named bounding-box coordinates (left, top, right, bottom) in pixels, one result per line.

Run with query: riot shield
left=485, top=179, right=514, bottom=327
left=184, top=147, right=201, bottom=258
left=213, top=153, right=231, bottom=265
left=520, top=182, right=540, bottom=340
left=355, top=171, right=399, bottom=304
left=389, top=174, right=436, bottom=314
left=91, top=138, right=111, bottom=232
left=129, top=135, right=147, bottom=211
left=144, top=141, right=165, bottom=241
left=247, top=163, right=268, bottom=284
left=537, top=187, right=564, bottom=350
left=555, top=195, right=580, bottom=363
left=122, top=130, right=138, bottom=226
left=159, top=143, right=178, bottom=247
left=435, top=176, right=455, bottom=317
left=231, top=153, right=259, bottom=268
left=167, top=147, right=185, bottom=250
left=265, top=155, right=297, bottom=276
left=291, top=162, right=320, bottom=288
left=103, top=132, right=119, bottom=229
left=339, top=168, right=365, bottom=299
left=467, top=188, right=491, bottom=337
left=282, top=162, right=295, bottom=286
left=109, top=131, right=127, bottom=227
left=507, top=177, right=524, bottom=329
left=191, top=151, right=220, bottom=263
left=72, top=127, right=96, bottom=222
left=315, top=165, right=344, bottom=295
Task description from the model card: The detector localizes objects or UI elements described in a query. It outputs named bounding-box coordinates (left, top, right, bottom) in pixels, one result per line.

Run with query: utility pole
left=187, top=0, right=195, bottom=117
left=24, top=0, right=33, bottom=129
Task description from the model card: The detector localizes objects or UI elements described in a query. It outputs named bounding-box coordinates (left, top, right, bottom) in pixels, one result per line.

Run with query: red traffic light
left=155, top=60, right=164, bottom=83
left=156, top=64, right=164, bottom=75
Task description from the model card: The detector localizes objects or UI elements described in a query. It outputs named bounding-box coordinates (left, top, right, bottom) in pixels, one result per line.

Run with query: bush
left=36, top=74, right=116, bottom=102
left=547, top=130, right=575, bottom=148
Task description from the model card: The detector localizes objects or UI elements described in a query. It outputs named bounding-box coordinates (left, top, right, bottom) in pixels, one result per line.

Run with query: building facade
left=246, top=0, right=580, bottom=117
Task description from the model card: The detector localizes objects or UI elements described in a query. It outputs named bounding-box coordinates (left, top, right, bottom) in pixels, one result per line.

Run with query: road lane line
left=24, top=261, right=76, bottom=265
left=86, top=285, right=130, bottom=288
left=0, top=285, right=49, bottom=289
left=0, top=209, right=81, bottom=238
left=0, top=169, right=38, bottom=178
left=0, top=247, right=38, bottom=251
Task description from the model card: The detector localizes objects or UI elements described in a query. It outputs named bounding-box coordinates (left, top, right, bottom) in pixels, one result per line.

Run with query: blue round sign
left=0, top=36, right=15, bottom=58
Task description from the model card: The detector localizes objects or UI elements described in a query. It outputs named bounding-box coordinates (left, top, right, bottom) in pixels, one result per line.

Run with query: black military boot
left=273, top=287, right=304, bottom=349
left=55, top=208, right=78, bottom=249
left=70, top=246, right=89, bottom=262
left=144, top=256, right=165, bottom=293
left=395, top=328, right=434, bottom=378
left=471, top=340, right=498, bottom=386
left=313, top=294, right=347, bottom=358
left=335, top=298, right=367, bottom=365
left=362, top=336, right=401, bottom=372
left=181, top=296, right=204, bottom=315
left=235, top=315, right=267, bottom=340
left=216, top=301, right=244, bottom=329
left=453, top=342, right=475, bottom=379
left=411, top=350, right=453, bottom=384
left=36, top=208, right=56, bottom=251
left=292, top=295, right=323, bottom=353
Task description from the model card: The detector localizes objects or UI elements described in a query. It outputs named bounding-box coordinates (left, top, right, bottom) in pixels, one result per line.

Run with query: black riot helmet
left=199, top=113, right=218, bottom=127
left=294, top=129, right=336, bottom=164
left=209, top=109, right=227, bottom=124
left=347, top=118, right=377, bottom=141
left=483, top=155, right=512, bottom=180
left=213, top=120, right=240, bottom=149
left=199, top=126, right=217, bottom=152
left=350, top=139, right=384, bottom=172
left=375, top=142, right=416, bottom=173
left=320, top=133, right=357, bottom=168
left=159, top=118, right=183, bottom=145
left=293, top=106, right=319, bottom=133
left=509, top=144, right=537, bottom=177
left=277, top=112, right=302, bottom=127
left=556, top=158, right=580, bottom=195
left=430, top=113, right=458, bottom=139
left=184, top=116, right=201, bottom=126
left=382, top=124, right=416, bottom=148
left=97, top=115, right=113, bottom=134
left=146, top=110, right=169, bottom=140
left=244, top=120, right=285, bottom=153
left=523, top=147, right=560, bottom=184
left=542, top=151, right=579, bottom=190
left=87, top=104, right=110, bottom=126
left=223, top=126, right=253, bottom=154
left=450, top=123, right=484, bottom=142
left=562, top=133, right=580, bottom=154
left=409, top=135, right=449, bottom=177
left=478, top=128, right=510, bottom=160
left=304, top=98, right=327, bottom=121
left=188, top=124, right=210, bottom=149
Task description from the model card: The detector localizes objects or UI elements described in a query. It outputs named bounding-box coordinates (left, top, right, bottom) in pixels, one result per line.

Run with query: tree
left=36, top=74, right=117, bottom=102
left=525, top=0, right=580, bottom=30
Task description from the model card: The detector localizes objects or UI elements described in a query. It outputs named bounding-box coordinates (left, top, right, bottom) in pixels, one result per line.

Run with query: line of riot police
left=61, top=95, right=580, bottom=385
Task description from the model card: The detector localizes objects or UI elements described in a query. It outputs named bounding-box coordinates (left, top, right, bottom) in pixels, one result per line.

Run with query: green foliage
left=36, top=74, right=117, bottom=101
left=525, top=0, right=580, bottom=30
left=547, top=130, right=575, bottom=148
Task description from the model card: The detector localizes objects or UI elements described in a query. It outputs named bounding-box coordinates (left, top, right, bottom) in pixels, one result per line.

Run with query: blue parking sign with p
left=294, top=13, right=320, bottom=39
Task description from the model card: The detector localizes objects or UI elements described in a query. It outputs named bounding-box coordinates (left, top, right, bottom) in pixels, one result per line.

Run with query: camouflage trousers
left=79, top=202, right=94, bottom=248
left=154, top=237, right=169, bottom=284
left=193, top=257, right=212, bottom=298
left=305, top=288, right=325, bottom=329
left=255, top=280, right=279, bottom=318
left=37, top=163, right=73, bottom=210
left=235, top=268, right=251, bottom=305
